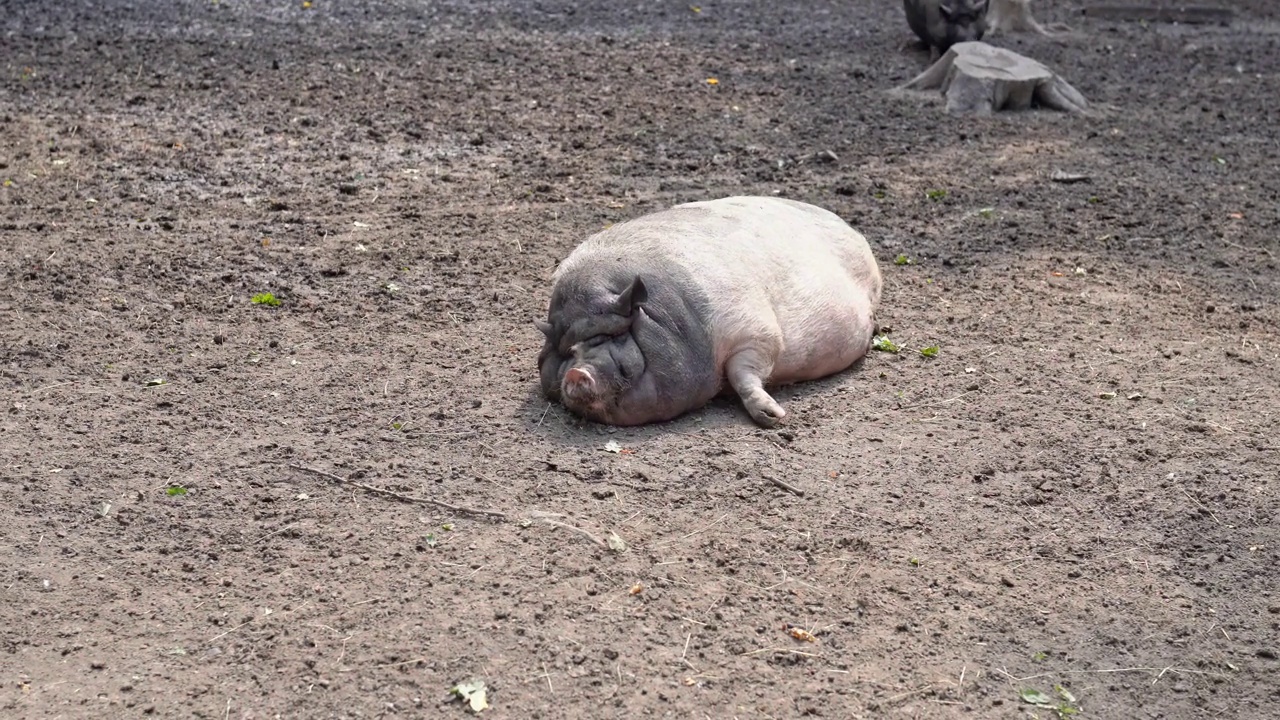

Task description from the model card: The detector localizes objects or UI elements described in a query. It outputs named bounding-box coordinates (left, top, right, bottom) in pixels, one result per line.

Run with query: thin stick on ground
left=741, top=647, right=821, bottom=658
left=284, top=464, right=507, bottom=521
left=996, top=665, right=1232, bottom=683
left=536, top=518, right=607, bottom=548
left=764, top=474, right=806, bottom=496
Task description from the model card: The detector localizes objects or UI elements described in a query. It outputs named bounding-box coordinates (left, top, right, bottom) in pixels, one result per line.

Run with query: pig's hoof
left=744, top=395, right=787, bottom=428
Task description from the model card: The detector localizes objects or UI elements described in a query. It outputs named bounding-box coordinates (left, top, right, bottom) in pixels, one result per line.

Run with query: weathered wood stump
left=900, top=41, right=1088, bottom=115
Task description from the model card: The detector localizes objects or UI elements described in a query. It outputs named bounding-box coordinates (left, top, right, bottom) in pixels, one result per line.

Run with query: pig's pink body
left=541, top=196, right=883, bottom=426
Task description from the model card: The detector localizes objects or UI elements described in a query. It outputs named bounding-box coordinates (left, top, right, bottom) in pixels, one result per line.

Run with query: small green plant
left=872, top=335, right=901, bottom=354
left=442, top=523, right=455, bottom=532
left=391, top=422, right=404, bottom=431
left=1020, top=686, right=1081, bottom=719
left=166, top=486, right=188, bottom=496
left=977, top=207, right=994, bottom=218
left=1212, top=155, right=1226, bottom=165
left=1032, top=651, right=1048, bottom=662
left=909, top=557, right=921, bottom=566
left=925, top=188, right=947, bottom=201
left=872, top=190, right=887, bottom=200
left=920, top=345, right=939, bottom=358
left=894, top=254, right=913, bottom=266
left=1086, top=196, right=1100, bottom=204
left=144, top=378, right=168, bottom=387
left=251, top=292, right=281, bottom=307
left=423, top=533, right=438, bottom=548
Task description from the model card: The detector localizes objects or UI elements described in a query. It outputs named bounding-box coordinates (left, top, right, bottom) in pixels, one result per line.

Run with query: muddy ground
left=2, top=0, right=1278, bottom=717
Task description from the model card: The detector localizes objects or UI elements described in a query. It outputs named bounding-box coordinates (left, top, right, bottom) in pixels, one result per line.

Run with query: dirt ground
left=3, top=0, right=1278, bottom=717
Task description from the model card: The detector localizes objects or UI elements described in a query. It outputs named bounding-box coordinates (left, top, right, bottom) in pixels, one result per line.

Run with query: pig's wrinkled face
left=536, top=276, right=649, bottom=424
left=938, top=0, right=988, bottom=47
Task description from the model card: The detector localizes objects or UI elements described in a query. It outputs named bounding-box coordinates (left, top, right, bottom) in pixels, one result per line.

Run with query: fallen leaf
left=1228, top=212, right=1243, bottom=219
left=629, top=582, right=644, bottom=595
left=787, top=626, right=818, bottom=643
left=451, top=680, right=489, bottom=713
left=607, top=532, right=628, bottom=553
left=1020, top=688, right=1054, bottom=706
left=603, top=440, right=623, bottom=454
left=1050, top=271, right=1065, bottom=277
left=1098, top=391, right=1117, bottom=399
left=1127, top=392, right=1144, bottom=400
left=871, top=335, right=901, bottom=354
left=705, top=78, right=719, bottom=85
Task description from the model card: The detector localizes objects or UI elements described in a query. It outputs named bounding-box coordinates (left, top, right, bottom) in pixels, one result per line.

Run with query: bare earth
left=3, top=1, right=1278, bottom=717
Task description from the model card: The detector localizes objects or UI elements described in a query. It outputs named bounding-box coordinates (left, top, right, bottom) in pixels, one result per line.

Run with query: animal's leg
left=726, top=344, right=786, bottom=427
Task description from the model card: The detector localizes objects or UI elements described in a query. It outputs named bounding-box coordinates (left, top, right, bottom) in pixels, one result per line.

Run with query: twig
left=210, top=619, right=254, bottom=642
left=253, top=522, right=297, bottom=544
left=997, top=665, right=1231, bottom=683
left=1180, top=488, right=1222, bottom=526
left=536, top=518, right=606, bottom=548
left=679, top=512, right=729, bottom=541
left=741, top=647, right=821, bottom=658
left=764, top=474, right=806, bottom=497
left=33, top=380, right=78, bottom=393
left=1223, top=238, right=1275, bottom=258
left=881, top=684, right=935, bottom=704
left=284, top=464, right=506, bottom=521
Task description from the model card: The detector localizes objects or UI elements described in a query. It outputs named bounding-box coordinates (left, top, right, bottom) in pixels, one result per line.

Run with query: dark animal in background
left=903, top=0, right=989, bottom=59
left=535, top=196, right=882, bottom=428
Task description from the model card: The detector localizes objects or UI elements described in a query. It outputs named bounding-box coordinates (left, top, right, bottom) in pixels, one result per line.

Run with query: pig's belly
left=768, top=294, right=875, bottom=385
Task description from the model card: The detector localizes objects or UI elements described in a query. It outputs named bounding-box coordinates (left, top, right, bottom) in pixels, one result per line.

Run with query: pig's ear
left=614, top=276, right=648, bottom=317
left=534, top=319, right=553, bottom=337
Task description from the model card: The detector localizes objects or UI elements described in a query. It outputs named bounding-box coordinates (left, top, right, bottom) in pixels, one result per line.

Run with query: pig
left=903, top=0, right=989, bottom=59
left=535, top=196, right=882, bottom=428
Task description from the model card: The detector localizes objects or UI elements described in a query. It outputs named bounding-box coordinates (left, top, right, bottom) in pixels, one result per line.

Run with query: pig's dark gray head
left=938, top=0, right=989, bottom=48
left=536, top=275, right=650, bottom=424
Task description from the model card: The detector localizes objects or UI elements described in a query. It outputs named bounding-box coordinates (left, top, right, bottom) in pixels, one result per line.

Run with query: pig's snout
left=561, top=366, right=599, bottom=403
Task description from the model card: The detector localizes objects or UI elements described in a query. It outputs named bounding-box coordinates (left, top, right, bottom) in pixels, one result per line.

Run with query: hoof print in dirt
left=900, top=41, right=1088, bottom=115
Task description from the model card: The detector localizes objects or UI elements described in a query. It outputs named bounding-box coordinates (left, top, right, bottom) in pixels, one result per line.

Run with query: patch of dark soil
left=2, top=1, right=1277, bottom=718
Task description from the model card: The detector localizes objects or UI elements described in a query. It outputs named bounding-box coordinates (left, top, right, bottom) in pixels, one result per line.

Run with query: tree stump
left=899, top=41, right=1088, bottom=115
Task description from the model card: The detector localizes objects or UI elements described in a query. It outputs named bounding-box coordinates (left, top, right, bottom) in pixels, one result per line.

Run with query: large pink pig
left=536, top=196, right=882, bottom=427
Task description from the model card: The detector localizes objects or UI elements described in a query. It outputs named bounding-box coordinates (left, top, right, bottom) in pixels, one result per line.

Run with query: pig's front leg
left=726, top=344, right=786, bottom=427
